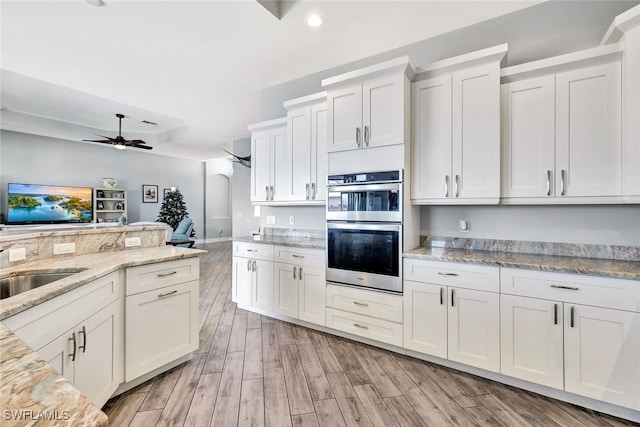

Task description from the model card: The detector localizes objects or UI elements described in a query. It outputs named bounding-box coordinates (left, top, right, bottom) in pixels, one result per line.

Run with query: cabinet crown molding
left=414, top=43, right=508, bottom=81
left=321, top=56, right=414, bottom=88
left=500, top=42, right=623, bottom=84
left=600, top=4, right=640, bottom=45
left=283, top=91, right=326, bottom=110
left=246, top=116, right=287, bottom=133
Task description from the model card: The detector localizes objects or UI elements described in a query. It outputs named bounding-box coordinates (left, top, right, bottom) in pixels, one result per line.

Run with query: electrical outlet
left=53, top=243, right=76, bottom=255
left=266, top=215, right=276, bottom=225
left=289, top=216, right=295, bottom=225
left=459, top=220, right=470, bottom=232
left=8, top=247, right=26, bottom=262
left=125, top=237, right=141, bottom=247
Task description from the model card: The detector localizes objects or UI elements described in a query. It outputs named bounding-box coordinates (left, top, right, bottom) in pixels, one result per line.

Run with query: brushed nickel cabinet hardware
left=311, top=183, right=316, bottom=200
left=353, top=301, right=369, bottom=307
left=252, top=261, right=256, bottom=272
left=561, top=169, right=566, bottom=196
left=246, top=249, right=258, bottom=252
left=293, top=266, right=297, bottom=280
left=79, top=326, right=87, bottom=353
left=299, top=267, right=302, bottom=277
left=292, top=254, right=305, bottom=259
left=247, top=260, right=251, bottom=271
left=455, top=175, right=460, bottom=197
left=157, top=271, right=178, bottom=278
left=356, top=127, right=361, bottom=147
left=158, top=289, right=178, bottom=298
left=440, top=287, right=444, bottom=305
left=69, top=332, right=77, bottom=361
left=451, top=289, right=455, bottom=307
left=353, top=323, right=368, bottom=330
left=265, top=185, right=269, bottom=200
left=570, top=306, right=575, bottom=328
left=550, top=284, right=579, bottom=291
left=306, top=183, right=310, bottom=200
left=364, top=125, right=369, bottom=146
left=445, top=175, right=450, bottom=198
left=547, top=170, right=552, bottom=196
left=438, top=272, right=459, bottom=277
left=554, top=304, right=558, bottom=325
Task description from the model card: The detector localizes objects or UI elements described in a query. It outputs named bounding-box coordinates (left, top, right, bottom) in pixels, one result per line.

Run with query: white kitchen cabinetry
left=501, top=45, right=623, bottom=202
left=411, top=45, right=506, bottom=204
left=4, top=271, right=123, bottom=407
left=273, top=246, right=325, bottom=325
left=283, top=93, right=327, bottom=203
left=500, top=268, right=640, bottom=410
left=403, top=259, right=501, bottom=372
left=94, top=188, right=127, bottom=223
left=248, top=118, right=288, bottom=203
left=326, top=284, right=403, bottom=346
left=125, top=258, right=199, bottom=381
left=232, top=241, right=274, bottom=312
left=322, top=57, right=412, bottom=153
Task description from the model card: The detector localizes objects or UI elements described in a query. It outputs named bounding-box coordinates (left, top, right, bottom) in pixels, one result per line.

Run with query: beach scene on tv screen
left=8, top=184, right=93, bottom=223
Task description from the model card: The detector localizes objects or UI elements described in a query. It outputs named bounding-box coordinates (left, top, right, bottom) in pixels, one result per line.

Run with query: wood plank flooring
left=103, top=242, right=637, bottom=426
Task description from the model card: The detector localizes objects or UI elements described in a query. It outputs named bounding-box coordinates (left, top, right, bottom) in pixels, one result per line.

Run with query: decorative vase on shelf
left=102, top=178, right=118, bottom=188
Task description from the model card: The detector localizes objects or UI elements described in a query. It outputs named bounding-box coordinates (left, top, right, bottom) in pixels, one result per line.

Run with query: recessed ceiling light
left=307, top=14, right=323, bottom=27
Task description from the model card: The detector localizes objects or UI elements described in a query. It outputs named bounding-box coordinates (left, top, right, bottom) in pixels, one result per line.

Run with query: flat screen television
left=6, top=183, right=93, bottom=225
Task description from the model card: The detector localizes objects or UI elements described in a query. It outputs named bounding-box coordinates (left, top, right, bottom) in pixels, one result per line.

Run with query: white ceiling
left=0, top=0, right=619, bottom=160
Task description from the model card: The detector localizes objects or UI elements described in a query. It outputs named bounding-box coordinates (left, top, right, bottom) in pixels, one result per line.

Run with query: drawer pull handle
left=79, top=326, right=87, bottom=353
left=353, top=323, right=368, bottom=330
left=69, top=332, right=77, bottom=362
left=292, top=254, right=305, bottom=258
left=438, top=272, right=459, bottom=277
left=550, top=284, right=579, bottom=291
left=158, top=271, right=178, bottom=278
left=246, top=249, right=258, bottom=252
left=353, top=301, right=369, bottom=307
left=158, top=289, right=178, bottom=298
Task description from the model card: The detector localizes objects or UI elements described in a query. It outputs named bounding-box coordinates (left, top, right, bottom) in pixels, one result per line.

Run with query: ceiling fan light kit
left=82, top=113, right=153, bottom=150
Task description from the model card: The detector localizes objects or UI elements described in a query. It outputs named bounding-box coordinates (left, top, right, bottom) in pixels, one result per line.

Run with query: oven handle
left=327, top=222, right=402, bottom=232
left=327, top=183, right=401, bottom=193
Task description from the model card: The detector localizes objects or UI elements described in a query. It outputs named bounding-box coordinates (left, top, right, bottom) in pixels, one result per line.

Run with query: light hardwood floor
left=103, top=242, right=637, bottom=426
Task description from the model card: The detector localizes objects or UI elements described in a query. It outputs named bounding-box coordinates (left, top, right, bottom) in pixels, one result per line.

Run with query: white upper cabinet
left=249, top=118, right=288, bottom=203
left=284, top=93, right=327, bottom=204
left=323, top=56, right=412, bottom=153
left=501, top=44, right=623, bottom=203
left=411, top=45, right=506, bottom=204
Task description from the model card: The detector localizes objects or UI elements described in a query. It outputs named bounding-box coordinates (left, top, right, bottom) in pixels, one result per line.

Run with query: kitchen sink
left=0, top=269, right=88, bottom=300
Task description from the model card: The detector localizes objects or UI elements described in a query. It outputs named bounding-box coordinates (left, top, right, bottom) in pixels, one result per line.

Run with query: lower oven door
left=326, top=222, right=402, bottom=293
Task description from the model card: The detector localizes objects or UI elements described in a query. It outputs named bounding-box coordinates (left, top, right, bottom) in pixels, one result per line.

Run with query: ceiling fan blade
left=83, top=139, right=112, bottom=143
left=133, top=144, right=153, bottom=150
left=95, top=134, right=118, bottom=141
left=127, top=140, right=148, bottom=145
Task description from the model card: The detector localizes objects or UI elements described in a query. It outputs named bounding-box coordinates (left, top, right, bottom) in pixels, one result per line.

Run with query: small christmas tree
left=157, top=187, right=193, bottom=235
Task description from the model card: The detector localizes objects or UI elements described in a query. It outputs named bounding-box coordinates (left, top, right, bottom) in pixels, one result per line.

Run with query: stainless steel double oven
left=326, top=170, right=403, bottom=293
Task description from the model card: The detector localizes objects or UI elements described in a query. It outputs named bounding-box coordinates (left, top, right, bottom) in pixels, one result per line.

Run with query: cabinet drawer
left=233, top=241, right=274, bottom=262
left=274, top=246, right=324, bottom=268
left=501, top=268, right=640, bottom=312
left=326, top=308, right=403, bottom=347
left=126, top=258, right=199, bottom=296
left=4, top=271, right=121, bottom=351
left=403, top=259, right=499, bottom=292
left=326, top=284, right=402, bottom=323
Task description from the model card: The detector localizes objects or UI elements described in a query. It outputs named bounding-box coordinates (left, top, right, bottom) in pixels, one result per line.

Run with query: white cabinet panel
left=311, top=103, right=328, bottom=201
left=274, top=262, right=299, bottom=317
left=326, top=308, right=403, bottom=347
left=251, top=130, right=272, bottom=202
left=500, top=294, right=563, bottom=389
left=298, top=265, right=326, bottom=326
left=326, top=284, right=403, bottom=323
left=556, top=62, right=621, bottom=197
left=250, top=123, right=288, bottom=202
left=232, top=256, right=252, bottom=307
left=327, top=85, right=362, bottom=153
left=252, top=259, right=274, bottom=312
left=501, top=75, right=556, bottom=198
left=363, top=75, right=404, bottom=149
left=564, top=304, right=640, bottom=410
left=448, top=287, right=500, bottom=373
left=403, top=281, right=447, bottom=358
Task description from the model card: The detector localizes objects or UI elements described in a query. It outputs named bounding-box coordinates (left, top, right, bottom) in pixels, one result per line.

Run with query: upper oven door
left=326, top=182, right=402, bottom=222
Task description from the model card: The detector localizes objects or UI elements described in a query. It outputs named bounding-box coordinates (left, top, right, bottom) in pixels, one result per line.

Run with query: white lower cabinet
left=326, top=284, right=403, bottom=346
left=500, top=268, right=640, bottom=411
left=232, top=242, right=275, bottom=311
left=125, top=258, right=200, bottom=381
left=403, top=259, right=500, bottom=373
left=273, top=246, right=325, bottom=325
left=4, top=271, right=123, bottom=407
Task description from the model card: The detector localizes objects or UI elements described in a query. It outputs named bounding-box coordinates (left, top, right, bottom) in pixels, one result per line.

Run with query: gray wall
left=0, top=130, right=206, bottom=237
left=252, top=0, right=640, bottom=247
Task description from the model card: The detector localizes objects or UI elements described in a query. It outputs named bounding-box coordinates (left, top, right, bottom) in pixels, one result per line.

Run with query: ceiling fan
left=83, top=113, right=152, bottom=150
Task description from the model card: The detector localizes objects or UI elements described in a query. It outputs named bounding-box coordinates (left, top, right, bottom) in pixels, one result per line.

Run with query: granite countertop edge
left=404, top=247, right=640, bottom=281
left=233, top=235, right=325, bottom=249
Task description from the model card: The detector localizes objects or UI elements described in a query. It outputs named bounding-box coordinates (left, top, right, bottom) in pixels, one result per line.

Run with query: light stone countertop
left=0, top=245, right=205, bottom=426
left=234, top=234, right=325, bottom=249
left=404, top=247, right=640, bottom=281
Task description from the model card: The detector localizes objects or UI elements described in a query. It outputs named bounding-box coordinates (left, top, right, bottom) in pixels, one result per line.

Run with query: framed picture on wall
left=142, top=185, right=158, bottom=203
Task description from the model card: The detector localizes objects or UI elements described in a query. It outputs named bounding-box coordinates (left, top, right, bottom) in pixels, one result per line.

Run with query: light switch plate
left=289, top=216, right=295, bottom=225
left=459, top=220, right=470, bottom=232
left=266, top=215, right=276, bottom=225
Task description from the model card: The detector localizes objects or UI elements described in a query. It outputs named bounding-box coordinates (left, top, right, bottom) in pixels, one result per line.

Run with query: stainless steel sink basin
left=0, top=269, right=87, bottom=300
